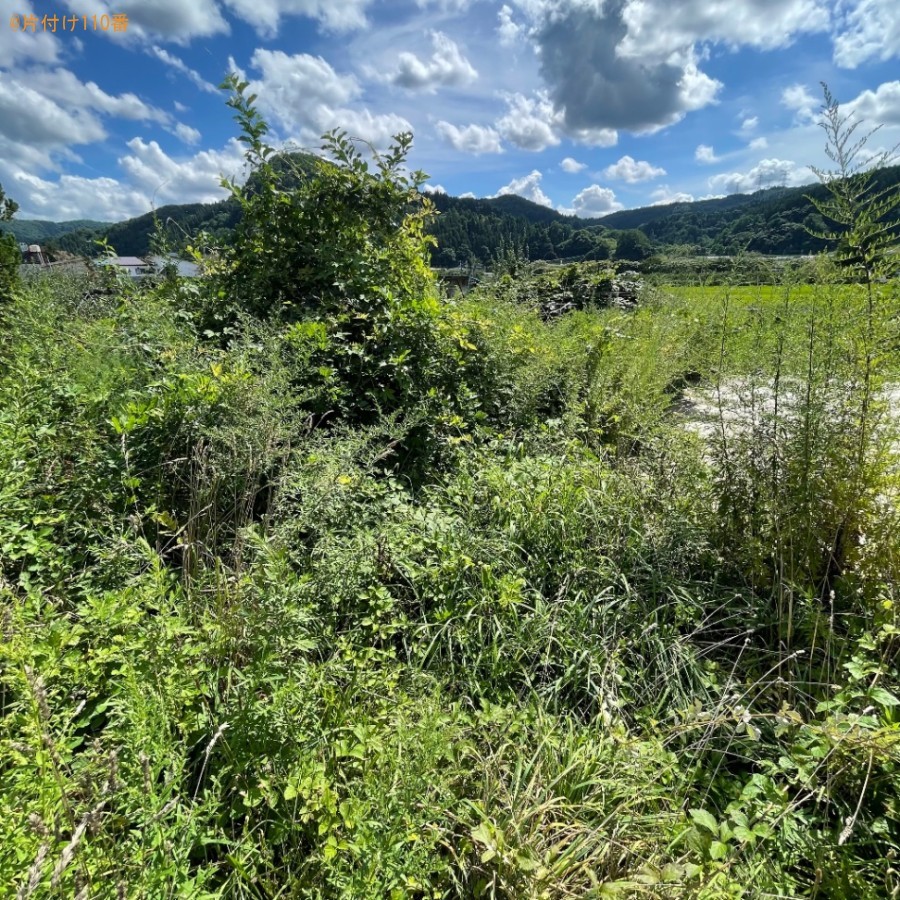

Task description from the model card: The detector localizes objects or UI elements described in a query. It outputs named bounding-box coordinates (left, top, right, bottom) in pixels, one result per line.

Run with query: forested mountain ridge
left=0, top=218, right=110, bottom=247
left=8, top=161, right=899, bottom=263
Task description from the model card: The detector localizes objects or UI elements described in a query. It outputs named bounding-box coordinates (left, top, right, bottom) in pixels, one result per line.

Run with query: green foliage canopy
left=0, top=182, right=21, bottom=302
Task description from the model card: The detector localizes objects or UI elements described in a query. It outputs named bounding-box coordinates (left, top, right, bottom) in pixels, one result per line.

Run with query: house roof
left=146, top=255, right=201, bottom=277
left=98, top=256, right=148, bottom=267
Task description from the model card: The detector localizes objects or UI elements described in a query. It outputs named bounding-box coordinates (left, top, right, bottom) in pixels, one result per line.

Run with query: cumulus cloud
left=833, top=0, right=900, bottom=67
left=60, top=0, right=229, bottom=41
left=602, top=155, right=666, bottom=182
left=242, top=49, right=412, bottom=147
left=8, top=169, right=153, bottom=221
left=749, top=136, right=769, bottom=150
left=782, top=83, right=819, bottom=123
left=695, top=144, right=720, bottom=164
left=0, top=78, right=105, bottom=155
left=2, top=2, right=59, bottom=65
left=503, top=0, right=841, bottom=136
left=436, top=121, right=503, bottom=154
left=0, top=68, right=170, bottom=166
left=560, top=157, right=587, bottom=173
left=25, top=69, right=170, bottom=123
left=496, top=92, right=560, bottom=151
left=568, top=125, right=619, bottom=147
left=650, top=186, right=694, bottom=205
left=708, top=158, right=809, bottom=194
left=617, top=0, right=831, bottom=60
left=844, top=80, right=900, bottom=127
left=118, top=136, right=246, bottom=204
left=494, top=170, right=552, bottom=207
left=530, top=0, right=721, bottom=134
left=173, top=122, right=202, bottom=145
left=220, top=0, right=372, bottom=37
left=563, top=184, right=624, bottom=217
left=4, top=134, right=248, bottom=221
left=421, top=183, right=446, bottom=194
left=387, top=31, right=477, bottom=92
left=150, top=46, right=219, bottom=94
left=738, top=115, right=758, bottom=135
left=62, top=0, right=378, bottom=40
left=498, top=5, right=523, bottom=45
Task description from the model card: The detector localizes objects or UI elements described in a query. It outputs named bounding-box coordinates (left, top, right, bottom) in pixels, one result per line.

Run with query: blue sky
left=1, top=0, right=899, bottom=222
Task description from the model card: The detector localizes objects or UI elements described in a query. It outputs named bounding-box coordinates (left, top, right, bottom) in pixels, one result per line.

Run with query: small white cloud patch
left=388, top=32, right=477, bottom=92
left=602, top=155, right=666, bottom=183
left=436, top=121, right=503, bottom=154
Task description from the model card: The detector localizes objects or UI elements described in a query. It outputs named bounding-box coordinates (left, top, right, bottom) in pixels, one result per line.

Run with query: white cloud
left=0, top=77, right=106, bottom=154
left=560, top=157, right=587, bottom=173
left=708, top=158, right=809, bottom=194
left=436, top=121, right=503, bottom=154
left=220, top=0, right=372, bottom=37
left=60, top=0, right=229, bottom=41
left=618, top=0, right=831, bottom=60
left=782, top=83, right=819, bottom=123
left=602, top=155, right=666, bottom=183
left=173, top=123, right=202, bottom=145
left=25, top=69, right=170, bottom=124
left=568, top=125, right=619, bottom=148
left=150, top=46, right=220, bottom=94
left=749, top=136, right=769, bottom=150
left=564, top=184, right=623, bottom=217
left=494, top=170, right=552, bottom=207
left=459, top=191, right=476, bottom=199
left=695, top=144, right=720, bottom=164
left=422, top=183, right=446, bottom=194
left=118, top=137, right=246, bottom=204
left=833, top=0, right=900, bottom=67
left=0, top=68, right=170, bottom=165
left=3, top=129, right=259, bottom=222
left=844, top=81, right=900, bottom=127
left=2, top=3, right=60, bottom=65
left=506, top=0, right=838, bottom=135
left=650, top=186, right=694, bottom=205
left=498, top=5, right=523, bottom=45
left=739, top=115, right=758, bottom=135
left=496, top=92, right=560, bottom=151
left=415, top=0, right=474, bottom=9
left=8, top=169, right=152, bottom=221
left=387, top=31, right=477, bottom=92
left=242, top=49, right=411, bottom=147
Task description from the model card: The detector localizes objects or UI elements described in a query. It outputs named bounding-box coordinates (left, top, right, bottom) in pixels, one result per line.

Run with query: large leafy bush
left=204, top=77, right=450, bottom=433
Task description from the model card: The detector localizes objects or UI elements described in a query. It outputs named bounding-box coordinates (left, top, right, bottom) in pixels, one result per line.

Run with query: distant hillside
left=15, top=160, right=899, bottom=265
left=596, top=165, right=900, bottom=255
left=0, top=218, right=110, bottom=248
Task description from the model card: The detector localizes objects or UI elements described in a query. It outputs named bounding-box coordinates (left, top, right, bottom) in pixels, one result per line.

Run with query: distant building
left=146, top=255, right=201, bottom=278
left=21, top=244, right=49, bottom=265
left=97, top=256, right=153, bottom=278
left=93, top=254, right=203, bottom=279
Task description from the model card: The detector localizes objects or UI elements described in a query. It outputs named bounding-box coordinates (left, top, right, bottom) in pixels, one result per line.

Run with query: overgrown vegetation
left=2, top=85, right=899, bottom=899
